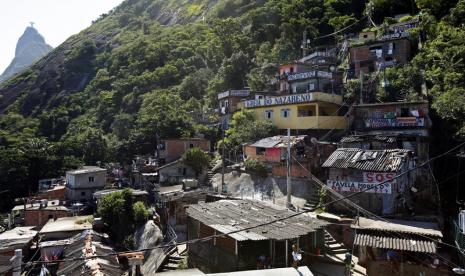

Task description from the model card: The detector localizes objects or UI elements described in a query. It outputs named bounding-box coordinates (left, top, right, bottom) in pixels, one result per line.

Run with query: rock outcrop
left=0, top=26, right=52, bottom=83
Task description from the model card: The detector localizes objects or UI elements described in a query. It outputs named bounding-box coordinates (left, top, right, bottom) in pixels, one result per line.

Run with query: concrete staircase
left=324, top=230, right=367, bottom=276
left=158, top=245, right=187, bottom=272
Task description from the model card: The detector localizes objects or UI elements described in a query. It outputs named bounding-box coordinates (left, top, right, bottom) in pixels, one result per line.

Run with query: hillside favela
left=1, top=0, right=465, bottom=275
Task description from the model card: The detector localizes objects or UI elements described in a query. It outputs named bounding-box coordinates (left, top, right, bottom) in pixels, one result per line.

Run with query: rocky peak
left=0, top=25, right=53, bottom=83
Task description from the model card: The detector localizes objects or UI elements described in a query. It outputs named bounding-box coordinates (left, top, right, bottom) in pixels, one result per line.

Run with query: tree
left=98, top=188, right=135, bottom=242
left=223, top=110, right=277, bottom=153
left=133, top=201, right=150, bottom=226
left=244, top=159, right=268, bottom=178
left=182, top=147, right=211, bottom=176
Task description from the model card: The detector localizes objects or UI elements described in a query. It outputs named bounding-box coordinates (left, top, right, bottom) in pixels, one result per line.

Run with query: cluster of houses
left=0, top=17, right=458, bottom=276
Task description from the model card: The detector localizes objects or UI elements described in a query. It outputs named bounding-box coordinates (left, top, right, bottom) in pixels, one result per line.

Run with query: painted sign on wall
left=244, top=93, right=315, bottom=108
left=286, top=70, right=332, bottom=81
left=364, top=117, right=425, bottom=128
left=327, top=180, right=392, bottom=194
left=363, top=172, right=395, bottom=184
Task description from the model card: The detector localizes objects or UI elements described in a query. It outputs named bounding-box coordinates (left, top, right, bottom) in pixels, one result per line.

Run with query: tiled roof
left=354, top=233, right=437, bottom=253
left=186, top=199, right=326, bottom=241
left=322, top=148, right=411, bottom=172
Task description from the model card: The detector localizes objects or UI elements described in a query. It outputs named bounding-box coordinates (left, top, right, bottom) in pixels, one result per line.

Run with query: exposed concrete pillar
left=11, top=249, right=22, bottom=276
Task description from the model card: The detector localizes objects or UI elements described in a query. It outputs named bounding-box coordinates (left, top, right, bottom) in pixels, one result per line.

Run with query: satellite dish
left=310, top=137, right=318, bottom=145
left=330, top=65, right=336, bottom=72
left=453, top=268, right=465, bottom=275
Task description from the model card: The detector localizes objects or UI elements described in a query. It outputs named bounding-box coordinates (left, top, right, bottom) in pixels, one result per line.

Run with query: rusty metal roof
left=186, top=199, right=326, bottom=241
left=354, top=233, right=437, bottom=253
left=339, top=135, right=397, bottom=144
left=250, top=135, right=306, bottom=149
left=352, top=217, right=442, bottom=237
left=322, top=148, right=411, bottom=172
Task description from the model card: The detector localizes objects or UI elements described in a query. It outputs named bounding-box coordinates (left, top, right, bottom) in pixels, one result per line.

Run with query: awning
left=354, top=233, right=437, bottom=253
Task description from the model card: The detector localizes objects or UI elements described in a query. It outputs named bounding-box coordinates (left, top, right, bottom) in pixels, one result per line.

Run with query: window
left=256, top=147, right=266, bottom=155
left=183, top=168, right=187, bottom=176
left=88, top=176, right=94, bottom=182
left=178, top=167, right=183, bottom=174
left=265, top=110, right=273, bottom=119
left=401, top=108, right=410, bottom=117
left=308, top=83, right=315, bottom=91
left=297, top=106, right=315, bottom=117
left=281, top=109, right=290, bottom=118
left=189, top=143, right=194, bottom=148
left=81, top=191, right=86, bottom=196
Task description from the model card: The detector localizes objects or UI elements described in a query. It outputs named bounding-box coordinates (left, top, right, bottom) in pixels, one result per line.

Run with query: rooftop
left=56, top=230, right=122, bottom=276
left=187, top=199, right=327, bottom=241
left=339, top=134, right=397, bottom=144
left=322, top=148, right=411, bottom=172
left=66, top=166, right=107, bottom=175
left=12, top=199, right=68, bottom=212
left=352, top=217, right=442, bottom=253
left=39, top=215, right=93, bottom=234
left=0, top=226, right=38, bottom=252
left=93, top=189, right=148, bottom=200
left=352, top=217, right=442, bottom=237
left=156, top=266, right=314, bottom=276
left=249, top=135, right=306, bottom=149
left=355, top=101, right=428, bottom=108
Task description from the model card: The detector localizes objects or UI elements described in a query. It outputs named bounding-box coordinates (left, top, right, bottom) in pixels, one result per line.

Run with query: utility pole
left=286, top=128, right=292, bottom=208
left=359, top=71, right=364, bottom=104
left=301, top=30, right=310, bottom=58
left=10, top=249, right=22, bottom=276
left=221, top=122, right=226, bottom=194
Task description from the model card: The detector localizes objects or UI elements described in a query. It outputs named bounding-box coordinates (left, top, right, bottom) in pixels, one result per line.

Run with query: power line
left=23, top=141, right=465, bottom=268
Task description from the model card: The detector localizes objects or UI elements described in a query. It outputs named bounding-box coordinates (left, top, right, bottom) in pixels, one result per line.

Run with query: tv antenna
left=29, top=22, right=35, bottom=28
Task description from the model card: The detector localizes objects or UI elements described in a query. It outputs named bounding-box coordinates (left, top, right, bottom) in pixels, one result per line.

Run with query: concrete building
left=0, top=226, right=38, bottom=274
left=351, top=101, right=431, bottom=136
left=155, top=159, right=197, bottom=184
left=159, top=138, right=211, bottom=164
left=11, top=199, right=70, bottom=227
left=238, top=92, right=347, bottom=131
left=351, top=217, right=448, bottom=276
left=186, top=199, right=327, bottom=273
left=348, top=19, right=418, bottom=78
left=349, top=37, right=411, bottom=78
left=66, top=166, right=107, bottom=203
left=34, top=185, right=67, bottom=201
left=322, top=148, right=416, bottom=216
left=39, top=215, right=93, bottom=241
left=243, top=135, right=310, bottom=178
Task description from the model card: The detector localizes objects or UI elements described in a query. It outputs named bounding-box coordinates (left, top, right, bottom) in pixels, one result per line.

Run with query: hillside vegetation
left=0, top=0, right=464, bottom=209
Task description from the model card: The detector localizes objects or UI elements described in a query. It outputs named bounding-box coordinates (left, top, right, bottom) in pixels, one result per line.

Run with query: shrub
left=244, top=159, right=268, bottom=178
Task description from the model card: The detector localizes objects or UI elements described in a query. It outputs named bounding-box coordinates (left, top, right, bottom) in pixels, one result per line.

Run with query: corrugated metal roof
left=250, top=135, right=306, bottom=149
left=339, top=135, right=397, bottom=144
left=322, top=148, right=410, bottom=172
left=354, top=233, right=437, bottom=253
left=187, top=199, right=326, bottom=241
left=351, top=217, right=443, bottom=237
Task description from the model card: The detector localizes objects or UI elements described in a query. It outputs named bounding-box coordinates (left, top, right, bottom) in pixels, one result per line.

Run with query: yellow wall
left=250, top=102, right=347, bottom=130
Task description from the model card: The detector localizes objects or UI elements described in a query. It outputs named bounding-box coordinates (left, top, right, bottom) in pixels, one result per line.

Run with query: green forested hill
left=0, top=0, right=464, bottom=209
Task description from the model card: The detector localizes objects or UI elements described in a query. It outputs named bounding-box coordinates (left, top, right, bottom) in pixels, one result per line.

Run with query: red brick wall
left=34, top=187, right=66, bottom=201
left=272, top=162, right=310, bottom=178
left=163, top=139, right=211, bottom=161
left=24, top=210, right=69, bottom=227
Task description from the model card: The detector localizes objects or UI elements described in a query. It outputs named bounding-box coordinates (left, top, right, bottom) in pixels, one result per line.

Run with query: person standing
left=291, top=244, right=302, bottom=268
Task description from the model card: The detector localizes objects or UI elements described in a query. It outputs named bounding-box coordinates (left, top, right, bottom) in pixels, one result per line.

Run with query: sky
left=0, top=0, right=125, bottom=73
